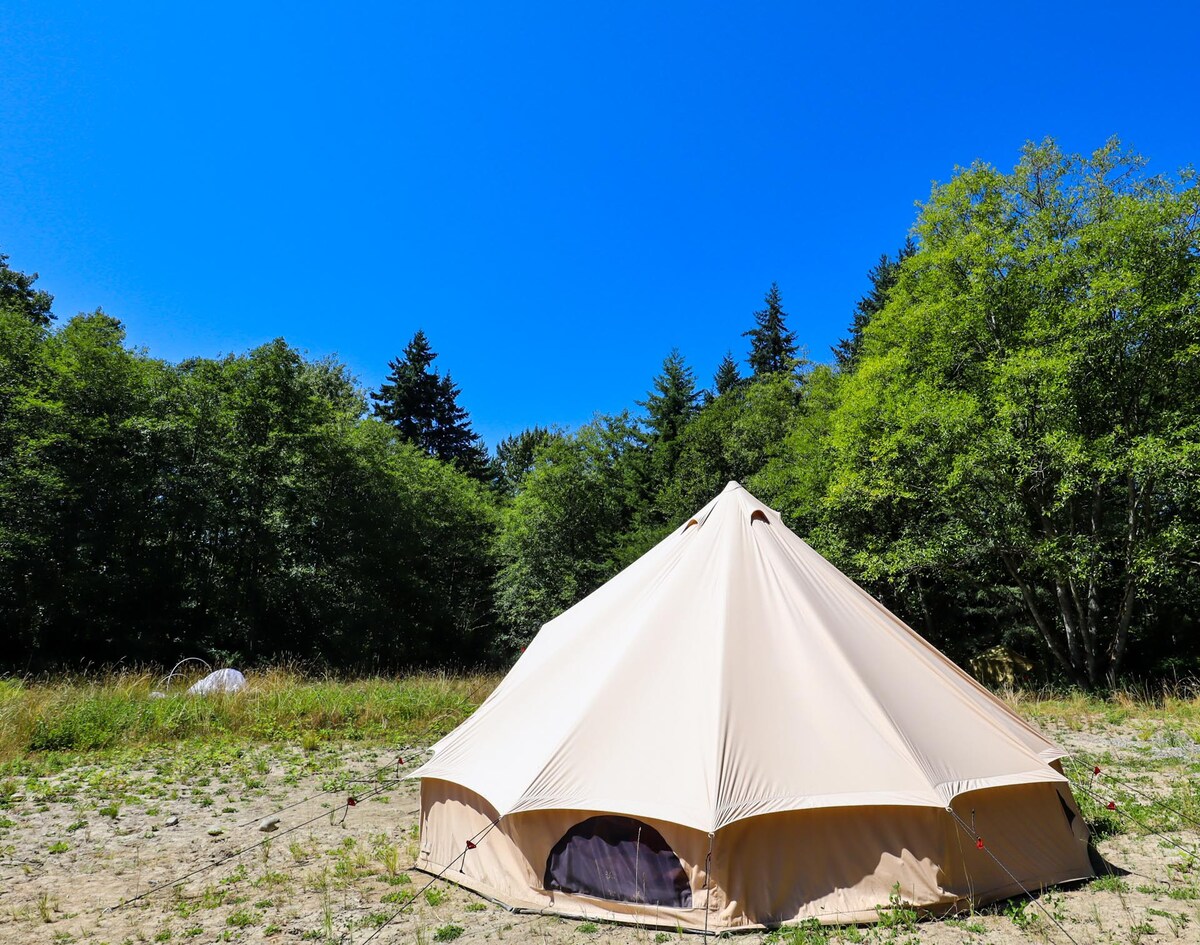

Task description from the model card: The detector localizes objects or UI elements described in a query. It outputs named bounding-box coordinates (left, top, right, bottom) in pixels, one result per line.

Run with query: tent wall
left=417, top=778, right=1094, bottom=931
left=417, top=779, right=716, bottom=929
left=712, top=782, right=1093, bottom=927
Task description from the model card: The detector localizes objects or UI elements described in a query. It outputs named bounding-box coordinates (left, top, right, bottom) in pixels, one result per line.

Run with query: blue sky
left=2, top=2, right=1198, bottom=448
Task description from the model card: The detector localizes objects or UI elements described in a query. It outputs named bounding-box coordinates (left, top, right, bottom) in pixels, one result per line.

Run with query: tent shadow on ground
left=1087, top=843, right=1128, bottom=878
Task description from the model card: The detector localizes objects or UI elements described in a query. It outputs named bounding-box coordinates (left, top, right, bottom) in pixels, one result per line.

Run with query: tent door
left=544, top=815, right=692, bottom=908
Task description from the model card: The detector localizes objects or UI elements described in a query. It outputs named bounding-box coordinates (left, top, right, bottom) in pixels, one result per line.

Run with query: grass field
left=0, top=669, right=498, bottom=760
left=0, top=673, right=1197, bottom=944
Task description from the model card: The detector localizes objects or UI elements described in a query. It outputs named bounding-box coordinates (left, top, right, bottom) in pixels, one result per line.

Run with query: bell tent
left=413, top=482, right=1093, bottom=929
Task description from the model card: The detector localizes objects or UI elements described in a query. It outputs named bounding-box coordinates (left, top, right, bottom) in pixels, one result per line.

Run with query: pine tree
left=371, top=330, right=489, bottom=477
left=713, top=351, right=741, bottom=396
left=832, top=238, right=915, bottom=370
left=744, top=282, right=798, bottom=377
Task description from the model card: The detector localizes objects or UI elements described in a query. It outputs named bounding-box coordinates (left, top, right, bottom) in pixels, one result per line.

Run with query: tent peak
left=722, top=480, right=744, bottom=493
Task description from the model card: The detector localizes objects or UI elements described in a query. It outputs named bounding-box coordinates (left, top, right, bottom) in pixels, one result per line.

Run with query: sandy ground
left=1, top=723, right=1197, bottom=945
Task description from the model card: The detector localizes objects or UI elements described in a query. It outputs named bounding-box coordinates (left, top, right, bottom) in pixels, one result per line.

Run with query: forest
left=2, top=139, right=1198, bottom=690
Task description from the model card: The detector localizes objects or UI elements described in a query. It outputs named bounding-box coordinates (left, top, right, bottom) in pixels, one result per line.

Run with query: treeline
left=0, top=308, right=495, bottom=669
left=3, top=139, right=1199, bottom=688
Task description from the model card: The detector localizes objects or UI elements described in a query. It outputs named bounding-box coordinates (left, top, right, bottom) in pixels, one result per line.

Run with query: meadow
left=0, top=672, right=1197, bottom=945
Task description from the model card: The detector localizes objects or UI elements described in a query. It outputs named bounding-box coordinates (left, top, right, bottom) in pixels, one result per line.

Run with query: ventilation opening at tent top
left=544, top=816, right=692, bottom=908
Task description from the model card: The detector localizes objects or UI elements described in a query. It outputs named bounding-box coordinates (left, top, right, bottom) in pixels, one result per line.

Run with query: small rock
left=165, top=815, right=179, bottom=827
left=207, top=827, right=223, bottom=836
left=257, top=816, right=281, bottom=833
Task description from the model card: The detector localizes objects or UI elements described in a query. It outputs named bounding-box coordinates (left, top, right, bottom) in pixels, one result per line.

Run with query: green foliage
left=3, top=136, right=1200, bottom=688
left=0, top=252, right=54, bottom=326
left=433, top=924, right=464, bottom=941
left=640, top=348, right=701, bottom=483
left=371, top=330, right=489, bottom=479
left=1089, top=874, right=1128, bottom=892
left=765, top=918, right=829, bottom=945
left=874, top=884, right=918, bottom=931
left=226, top=908, right=256, bottom=928
left=713, top=350, right=741, bottom=396
left=491, top=426, right=561, bottom=495
left=659, top=372, right=803, bottom=524
left=1002, top=898, right=1036, bottom=928
left=809, top=138, right=1200, bottom=686
left=0, top=293, right=497, bottom=669
left=4, top=671, right=490, bottom=759
left=492, top=414, right=650, bottom=653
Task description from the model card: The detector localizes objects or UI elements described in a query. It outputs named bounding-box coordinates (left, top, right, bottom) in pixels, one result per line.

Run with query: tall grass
left=0, top=669, right=499, bottom=760
left=1000, top=684, right=1200, bottom=727
left=3, top=670, right=1197, bottom=762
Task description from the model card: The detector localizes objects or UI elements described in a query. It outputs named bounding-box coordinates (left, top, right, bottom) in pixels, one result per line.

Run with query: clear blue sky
left=3, top=2, right=1197, bottom=449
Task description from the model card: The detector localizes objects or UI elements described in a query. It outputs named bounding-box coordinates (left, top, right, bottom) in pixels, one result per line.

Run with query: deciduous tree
left=820, top=139, right=1200, bottom=687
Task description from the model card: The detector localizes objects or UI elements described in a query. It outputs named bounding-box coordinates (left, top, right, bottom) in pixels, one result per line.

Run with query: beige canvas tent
left=413, top=482, right=1093, bottom=929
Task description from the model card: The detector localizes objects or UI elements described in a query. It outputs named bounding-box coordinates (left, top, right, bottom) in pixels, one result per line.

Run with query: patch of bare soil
left=0, top=724, right=1197, bottom=945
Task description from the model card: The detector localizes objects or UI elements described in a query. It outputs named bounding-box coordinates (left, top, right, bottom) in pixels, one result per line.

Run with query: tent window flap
left=544, top=816, right=693, bottom=908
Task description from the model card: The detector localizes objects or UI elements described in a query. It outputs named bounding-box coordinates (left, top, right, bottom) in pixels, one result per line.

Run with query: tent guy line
left=946, top=806, right=1082, bottom=945
left=1064, top=772, right=1199, bottom=864
left=1065, top=755, right=1200, bottom=834
left=358, top=820, right=502, bottom=945
left=106, top=780, right=393, bottom=913
left=231, top=675, right=496, bottom=831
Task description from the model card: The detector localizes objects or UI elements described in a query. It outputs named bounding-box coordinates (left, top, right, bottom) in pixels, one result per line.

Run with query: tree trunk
left=1001, top=553, right=1088, bottom=687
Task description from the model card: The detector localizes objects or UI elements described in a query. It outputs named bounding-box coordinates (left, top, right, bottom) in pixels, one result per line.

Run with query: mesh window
left=544, top=816, right=693, bottom=908
left=1058, top=791, right=1077, bottom=827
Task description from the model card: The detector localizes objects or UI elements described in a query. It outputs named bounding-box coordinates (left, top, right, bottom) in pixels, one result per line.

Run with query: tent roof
left=414, top=482, right=1065, bottom=833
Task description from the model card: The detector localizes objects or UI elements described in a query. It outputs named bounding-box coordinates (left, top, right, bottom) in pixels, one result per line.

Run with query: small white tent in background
left=413, top=482, right=1093, bottom=930
left=187, top=668, right=247, bottom=695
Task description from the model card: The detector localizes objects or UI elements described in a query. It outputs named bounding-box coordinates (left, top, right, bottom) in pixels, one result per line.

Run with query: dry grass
left=999, top=685, right=1200, bottom=731
left=0, top=668, right=500, bottom=761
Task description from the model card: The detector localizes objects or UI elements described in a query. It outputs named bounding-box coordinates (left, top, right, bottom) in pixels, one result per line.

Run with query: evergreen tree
left=713, top=350, right=741, bottom=396
left=0, top=252, right=54, bottom=326
left=744, top=282, right=798, bottom=376
left=832, top=238, right=916, bottom=370
left=638, top=349, right=701, bottom=491
left=430, top=371, right=490, bottom=477
left=372, top=330, right=439, bottom=443
left=640, top=349, right=701, bottom=446
left=371, top=330, right=489, bottom=477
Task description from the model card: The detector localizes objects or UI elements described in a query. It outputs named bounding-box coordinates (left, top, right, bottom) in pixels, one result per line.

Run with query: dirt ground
left=1, top=721, right=1197, bottom=945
